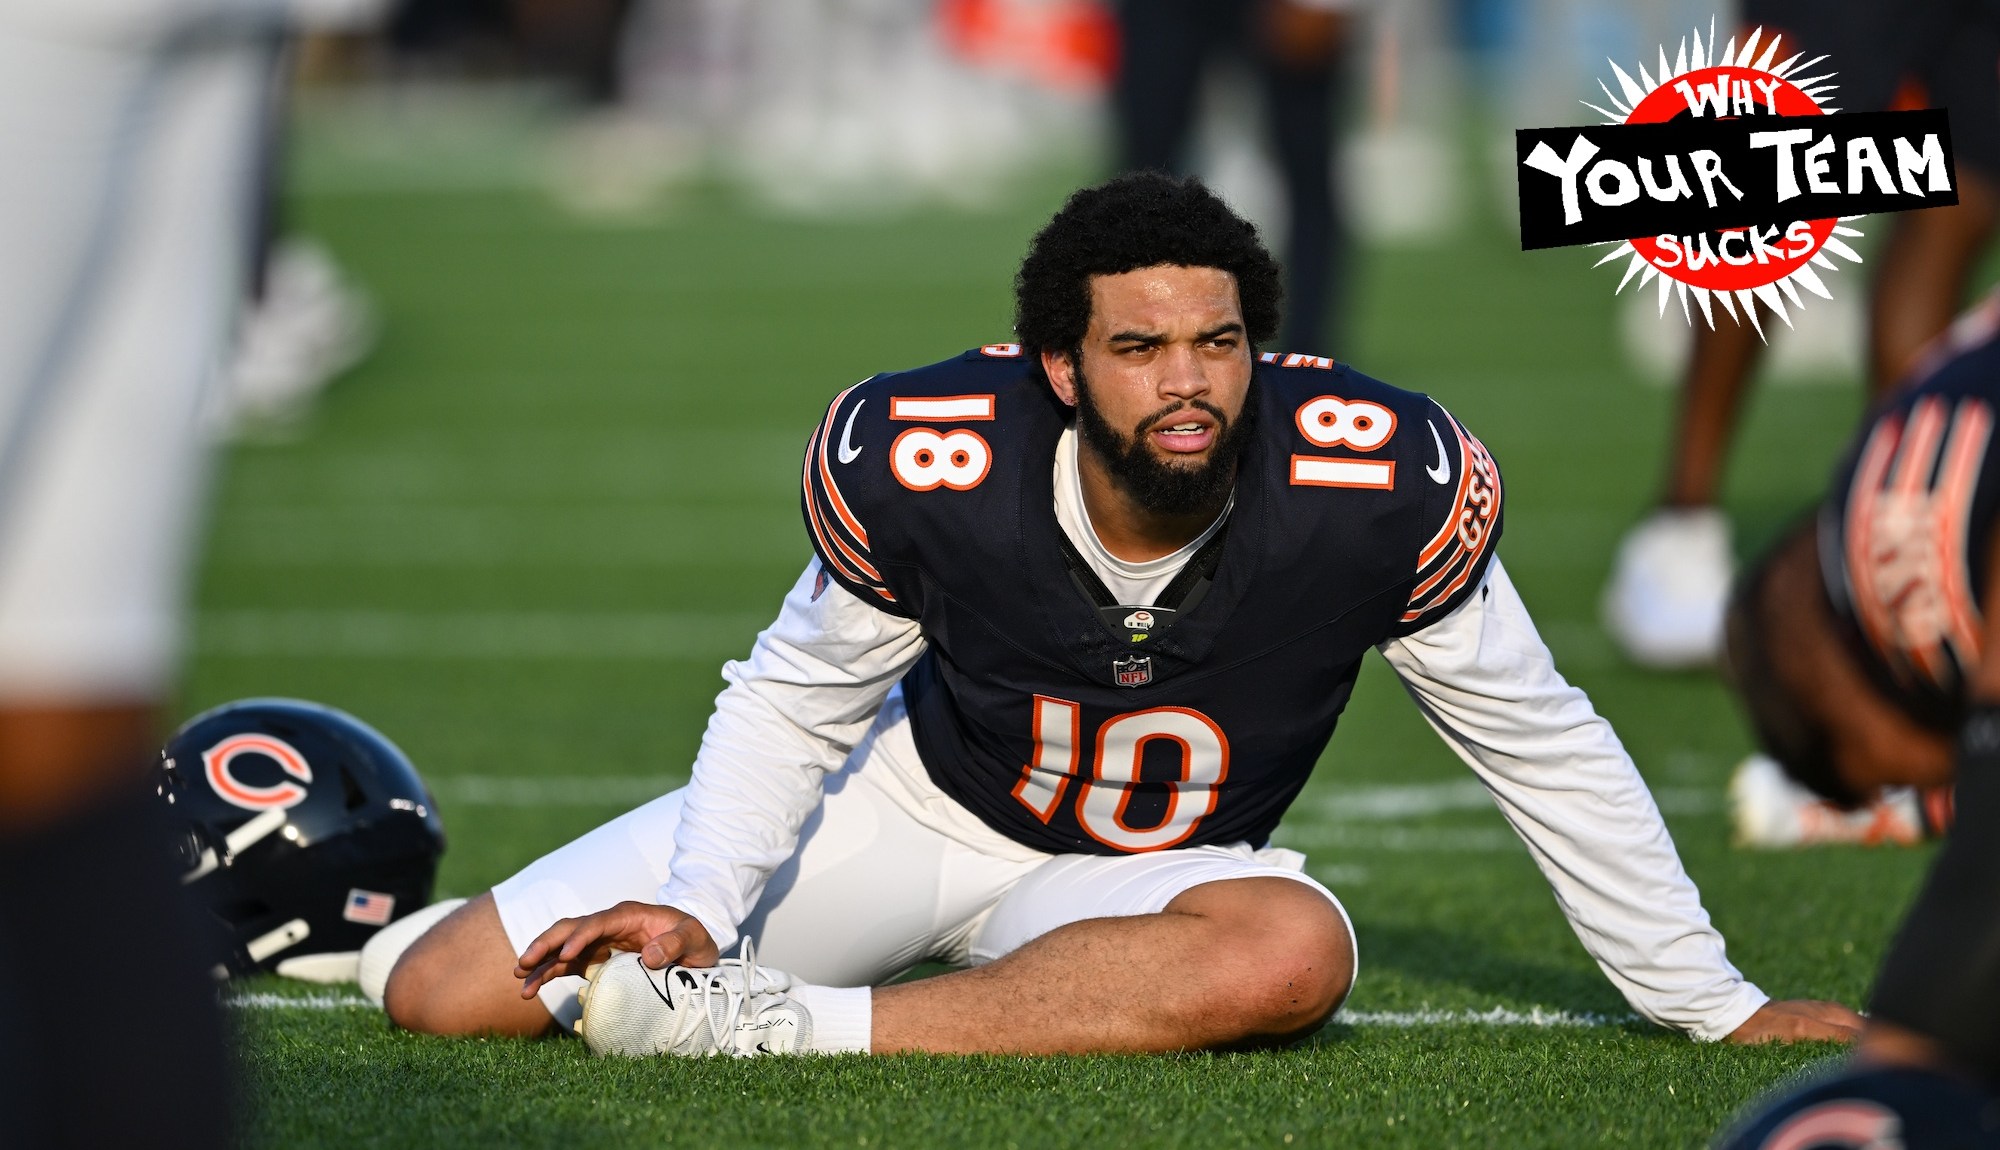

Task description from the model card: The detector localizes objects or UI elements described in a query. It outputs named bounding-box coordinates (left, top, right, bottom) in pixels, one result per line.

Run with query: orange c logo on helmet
left=203, top=734, right=313, bottom=811
left=1761, top=1101, right=1901, bottom=1150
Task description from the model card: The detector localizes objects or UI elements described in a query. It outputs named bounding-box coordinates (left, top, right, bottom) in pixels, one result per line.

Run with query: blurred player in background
left=0, top=0, right=385, bottom=1144
left=224, top=54, right=380, bottom=433
left=1725, top=296, right=2000, bottom=849
left=1603, top=1, right=2000, bottom=670
left=225, top=0, right=651, bottom=430
left=1113, top=0, right=1351, bottom=352
left=1723, top=344, right=2000, bottom=1129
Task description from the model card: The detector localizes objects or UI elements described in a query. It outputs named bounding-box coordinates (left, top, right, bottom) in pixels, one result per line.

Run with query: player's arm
left=657, top=561, right=926, bottom=955
left=517, top=562, right=925, bottom=993
left=521, top=383, right=926, bottom=990
left=1383, top=562, right=1858, bottom=1041
left=1861, top=530, right=2000, bottom=1081
left=1380, top=560, right=1767, bottom=1038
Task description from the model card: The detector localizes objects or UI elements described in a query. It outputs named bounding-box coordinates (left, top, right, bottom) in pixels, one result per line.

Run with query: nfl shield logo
left=1113, top=655, right=1152, bottom=687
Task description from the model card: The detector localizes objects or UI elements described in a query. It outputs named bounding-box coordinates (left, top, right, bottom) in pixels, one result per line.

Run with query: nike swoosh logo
left=837, top=399, right=866, bottom=464
left=1426, top=421, right=1451, bottom=484
left=649, top=970, right=677, bottom=1009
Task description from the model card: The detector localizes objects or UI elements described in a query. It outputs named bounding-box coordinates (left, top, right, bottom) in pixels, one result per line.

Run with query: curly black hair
left=1724, top=517, right=1863, bottom=806
left=1014, top=172, right=1283, bottom=361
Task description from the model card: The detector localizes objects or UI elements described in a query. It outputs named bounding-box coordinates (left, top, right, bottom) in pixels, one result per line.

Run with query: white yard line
left=205, top=508, right=802, bottom=568
left=229, top=992, right=375, bottom=1010
left=1336, top=1007, right=1639, bottom=1028
left=1274, top=825, right=1525, bottom=853
left=420, top=775, right=1714, bottom=818
left=1287, top=779, right=1716, bottom=821
left=225, top=993, right=1636, bottom=1029
left=435, top=775, right=679, bottom=807
left=196, top=610, right=771, bottom=660
left=420, top=777, right=1714, bottom=856
left=1310, top=864, right=1370, bottom=887
left=1291, top=780, right=1498, bottom=820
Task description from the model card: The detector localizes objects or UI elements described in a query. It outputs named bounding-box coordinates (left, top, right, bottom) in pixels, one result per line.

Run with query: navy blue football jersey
left=802, top=345, right=1503, bottom=854
left=1822, top=300, right=2000, bottom=726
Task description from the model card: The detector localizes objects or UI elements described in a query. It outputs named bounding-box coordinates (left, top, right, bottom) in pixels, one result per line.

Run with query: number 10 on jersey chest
left=1012, top=696, right=1231, bottom=852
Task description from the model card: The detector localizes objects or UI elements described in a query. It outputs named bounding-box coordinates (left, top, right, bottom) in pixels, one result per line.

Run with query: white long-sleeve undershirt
left=656, top=566, right=928, bottom=961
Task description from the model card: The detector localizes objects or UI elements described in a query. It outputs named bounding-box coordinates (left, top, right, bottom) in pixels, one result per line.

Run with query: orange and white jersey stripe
left=802, top=382, right=898, bottom=608
left=1839, top=394, right=1992, bottom=692
left=1401, top=410, right=1503, bottom=628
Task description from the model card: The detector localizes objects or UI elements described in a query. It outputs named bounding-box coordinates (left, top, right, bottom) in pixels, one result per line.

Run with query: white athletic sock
left=788, top=984, right=872, bottom=1053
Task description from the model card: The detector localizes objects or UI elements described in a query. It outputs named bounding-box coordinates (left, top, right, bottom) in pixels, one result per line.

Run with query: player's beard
left=1072, top=364, right=1258, bottom=517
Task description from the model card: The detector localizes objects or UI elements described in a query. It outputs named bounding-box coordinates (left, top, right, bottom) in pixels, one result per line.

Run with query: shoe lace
left=666, top=938, right=778, bottom=1055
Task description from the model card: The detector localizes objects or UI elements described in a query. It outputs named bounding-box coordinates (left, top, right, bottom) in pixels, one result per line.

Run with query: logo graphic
left=1757, top=1099, right=1901, bottom=1150
left=837, top=399, right=866, bottom=463
left=1122, top=610, right=1155, bottom=632
left=343, top=889, right=397, bottom=926
left=203, top=733, right=313, bottom=812
left=811, top=564, right=832, bottom=601
left=1517, top=21, right=1958, bottom=332
left=1425, top=422, right=1451, bottom=484
left=1113, top=655, right=1153, bottom=687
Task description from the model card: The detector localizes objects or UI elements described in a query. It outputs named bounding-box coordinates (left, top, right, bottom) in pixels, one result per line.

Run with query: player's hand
left=513, top=900, right=718, bottom=999
left=1724, top=999, right=1866, bottom=1044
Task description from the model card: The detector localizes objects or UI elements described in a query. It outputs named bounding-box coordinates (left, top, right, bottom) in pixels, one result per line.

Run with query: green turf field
left=194, top=131, right=1941, bottom=1147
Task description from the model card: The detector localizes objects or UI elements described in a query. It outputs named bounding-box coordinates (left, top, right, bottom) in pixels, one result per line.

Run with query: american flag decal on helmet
left=343, top=889, right=396, bottom=926
left=1403, top=410, right=1502, bottom=626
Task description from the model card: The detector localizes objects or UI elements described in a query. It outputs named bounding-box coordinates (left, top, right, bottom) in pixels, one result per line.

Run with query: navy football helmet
left=154, top=699, right=446, bottom=979
left=1716, top=1064, right=1999, bottom=1150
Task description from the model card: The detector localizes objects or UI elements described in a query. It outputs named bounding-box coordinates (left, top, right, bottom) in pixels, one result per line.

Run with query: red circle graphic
left=1623, top=65, right=1835, bottom=292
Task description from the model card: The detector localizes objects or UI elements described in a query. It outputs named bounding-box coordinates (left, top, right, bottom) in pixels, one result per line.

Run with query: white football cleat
left=577, top=939, right=811, bottom=1058
left=224, top=238, right=379, bottom=433
left=1601, top=507, right=1735, bottom=669
left=1728, top=755, right=1925, bottom=848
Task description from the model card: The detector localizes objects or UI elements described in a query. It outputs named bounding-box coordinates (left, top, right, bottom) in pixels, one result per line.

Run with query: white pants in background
left=0, top=18, right=273, bottom=700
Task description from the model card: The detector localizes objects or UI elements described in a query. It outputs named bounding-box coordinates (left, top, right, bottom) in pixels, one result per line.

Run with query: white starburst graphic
left=1583, top=20, right=1865, bottom=337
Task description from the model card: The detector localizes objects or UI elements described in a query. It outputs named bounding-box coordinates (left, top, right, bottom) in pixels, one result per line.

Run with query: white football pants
left=492, top=690, right=1351, bottom=1031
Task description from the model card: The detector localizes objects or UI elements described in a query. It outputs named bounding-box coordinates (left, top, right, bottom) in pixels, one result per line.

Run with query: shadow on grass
left=1345, top=919, right=1625, bottom=1017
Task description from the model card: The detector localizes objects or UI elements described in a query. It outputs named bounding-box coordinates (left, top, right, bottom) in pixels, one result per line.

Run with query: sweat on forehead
left=1013, top=172, right=1284, bottom=357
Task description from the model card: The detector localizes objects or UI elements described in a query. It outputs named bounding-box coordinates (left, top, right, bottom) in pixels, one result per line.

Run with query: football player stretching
left=372, top=173, right=1857, bottom=1056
